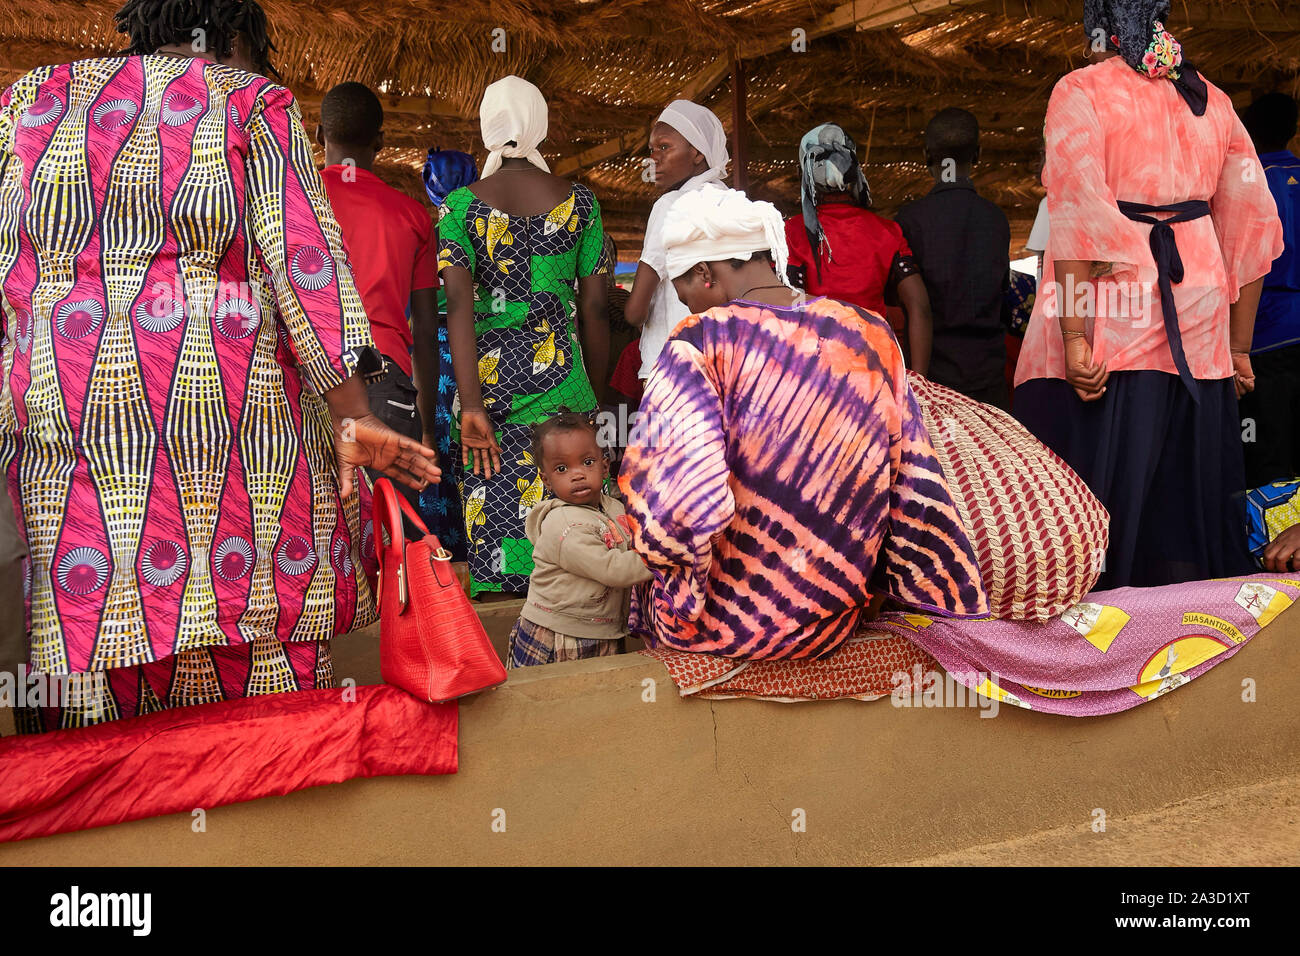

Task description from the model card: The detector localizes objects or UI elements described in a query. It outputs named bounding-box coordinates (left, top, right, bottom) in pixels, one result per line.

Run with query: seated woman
left=618, top=187, right=989, bottom=661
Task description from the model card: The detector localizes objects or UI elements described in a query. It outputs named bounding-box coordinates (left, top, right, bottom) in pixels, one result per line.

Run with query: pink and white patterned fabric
left=908, top=372, right=1109, bottom=620
left=1014, top=57, right=1283, bottom=387
left=870, top=573, right=1297, bottom=715
left=0, top=55, right=376, bottom=683
left=644, top=574, right=1296, bottom=714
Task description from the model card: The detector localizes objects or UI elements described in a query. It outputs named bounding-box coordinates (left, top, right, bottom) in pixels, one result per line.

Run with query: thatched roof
left=4, top=0, right=1299, bottom=259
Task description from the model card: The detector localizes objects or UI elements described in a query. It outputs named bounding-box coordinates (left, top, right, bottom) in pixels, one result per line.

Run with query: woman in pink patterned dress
left=1013, top=0, right=1284, bottom=588
left=0, top=0, right=439, bottom=731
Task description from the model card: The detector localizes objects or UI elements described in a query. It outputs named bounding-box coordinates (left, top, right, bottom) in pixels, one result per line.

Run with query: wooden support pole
left=731, top=57, right=748, bottom=191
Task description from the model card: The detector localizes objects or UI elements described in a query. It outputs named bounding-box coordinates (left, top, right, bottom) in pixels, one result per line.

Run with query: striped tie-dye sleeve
left=876, top=384, right=989, bottom=618
left=619, top=331, right=735, bottom=623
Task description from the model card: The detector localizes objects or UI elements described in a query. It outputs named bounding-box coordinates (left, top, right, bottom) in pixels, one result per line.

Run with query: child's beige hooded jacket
left=522, top=494, right=652, bottom=639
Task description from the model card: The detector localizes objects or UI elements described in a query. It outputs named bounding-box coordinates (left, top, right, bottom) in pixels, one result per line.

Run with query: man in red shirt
left=317, top=82, right=439, bottom=457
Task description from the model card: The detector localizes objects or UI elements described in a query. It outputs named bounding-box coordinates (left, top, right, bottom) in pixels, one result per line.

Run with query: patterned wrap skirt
left=15, top=634, right=332, bottom=734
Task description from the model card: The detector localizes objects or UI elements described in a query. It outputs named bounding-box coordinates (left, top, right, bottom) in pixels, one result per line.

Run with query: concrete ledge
left=2, top=602, right=1297, bottom=865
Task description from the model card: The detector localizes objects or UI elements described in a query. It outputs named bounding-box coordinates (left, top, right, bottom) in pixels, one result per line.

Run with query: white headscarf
left=655, top=100, right=729, bottom=189
left=479, top=75, right=550, bottom=178
left=662, top=186, right=794, bottom=288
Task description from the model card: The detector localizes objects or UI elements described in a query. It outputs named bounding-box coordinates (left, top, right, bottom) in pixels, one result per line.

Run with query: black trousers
left=1238, top=342, right=1300, bottom=489
left=959, top=379, right=1011, bottom=412
left=1, top=479, right=27, bottom=673
left=366, top=356, right=424, bottom=520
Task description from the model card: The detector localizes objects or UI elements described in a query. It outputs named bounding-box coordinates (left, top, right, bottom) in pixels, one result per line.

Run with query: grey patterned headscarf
left=799, top=123, right=871, bottom=283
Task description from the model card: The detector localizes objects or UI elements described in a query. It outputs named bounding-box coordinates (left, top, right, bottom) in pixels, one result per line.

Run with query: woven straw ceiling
left=2, top=0, right=1298, bottom=258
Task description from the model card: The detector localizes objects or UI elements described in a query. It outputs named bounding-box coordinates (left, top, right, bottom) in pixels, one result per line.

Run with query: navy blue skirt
left=1014, top=372, right=1254, bottom=589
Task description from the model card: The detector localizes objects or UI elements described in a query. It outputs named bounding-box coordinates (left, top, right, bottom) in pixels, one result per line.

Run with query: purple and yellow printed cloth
left=870, top=573, right=1297, bottom=716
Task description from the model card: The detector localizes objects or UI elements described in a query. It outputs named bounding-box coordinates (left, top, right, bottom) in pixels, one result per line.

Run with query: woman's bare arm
left=622, top=261, right=661, bottom=329
left=442, top=266, right=482, bottom=413
left=896, top=273, right=932, bottom=377
left=577, top=273, right=609, bottom=400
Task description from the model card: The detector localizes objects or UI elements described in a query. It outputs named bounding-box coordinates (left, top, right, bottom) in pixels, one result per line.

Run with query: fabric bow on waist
left=1116, top=199, right=1212, bottom=402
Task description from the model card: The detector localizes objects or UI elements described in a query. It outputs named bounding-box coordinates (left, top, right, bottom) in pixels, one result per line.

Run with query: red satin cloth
left=0, top=684, right=457, bottom=843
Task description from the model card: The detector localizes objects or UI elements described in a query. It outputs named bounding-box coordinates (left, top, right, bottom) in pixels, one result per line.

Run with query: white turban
left=662, top=186, right=794, bottom=287
left=479, top=75, right=550, bottom=178
left=656, top=100, right=729, bottom=187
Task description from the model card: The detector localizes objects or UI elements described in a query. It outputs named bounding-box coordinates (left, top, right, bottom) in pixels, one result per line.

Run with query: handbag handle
left=373, top=479, right=454, bottom=615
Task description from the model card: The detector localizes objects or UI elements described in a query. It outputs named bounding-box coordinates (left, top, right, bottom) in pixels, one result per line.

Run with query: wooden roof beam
left=294, top=90, right=466, bottom=120
left=740, top=142, right=1037, bottom=164
left=968, top=0, right=1300, bottom=34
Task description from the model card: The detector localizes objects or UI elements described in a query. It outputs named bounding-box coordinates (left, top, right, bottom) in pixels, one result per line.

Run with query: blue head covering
left=423, top=149, right=479, bottom=207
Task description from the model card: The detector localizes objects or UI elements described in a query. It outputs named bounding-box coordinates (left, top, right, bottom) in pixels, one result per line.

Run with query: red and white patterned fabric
left=907, top=372, right=1110, bottom=620
left=641, top=631, right=937, bottom=702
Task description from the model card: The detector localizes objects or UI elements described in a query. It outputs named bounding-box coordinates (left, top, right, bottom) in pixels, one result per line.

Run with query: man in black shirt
left=895, top=108, right=1012, bottom=409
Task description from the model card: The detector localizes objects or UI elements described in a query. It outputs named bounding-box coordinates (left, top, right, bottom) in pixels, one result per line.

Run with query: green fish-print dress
left=437, top=183, right=607, bottom=594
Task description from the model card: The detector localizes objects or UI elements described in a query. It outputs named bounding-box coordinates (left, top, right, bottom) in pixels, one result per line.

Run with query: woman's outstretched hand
left=1064, top=336, right=1108, bottom=402
left=460, top=408, right=503, bottom=479
left=334, top=413, right=441, bottom=499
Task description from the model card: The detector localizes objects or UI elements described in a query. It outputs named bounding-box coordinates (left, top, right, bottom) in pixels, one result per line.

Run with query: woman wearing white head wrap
left=661, top=187, right=799, bottom=314
left=623, top=100, right=731, bottom=382
left=437, top=76, right=612, bottom=596
left=478, top=75, right=550, bottom=178
left=654, top=100, right=730, bottom=187
left=618, top=192, right=990, bottom=662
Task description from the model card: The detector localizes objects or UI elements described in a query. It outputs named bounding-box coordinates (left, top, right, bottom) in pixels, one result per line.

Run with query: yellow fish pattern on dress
left=516, top=461, right=545, bottom=518
left=542, top=192, right=579, bottom=236
left=478, top=347, right=501, bottom=386
left=463, top=484, right=487, bottom=549
left=475, top=209, right=514, bottom=262
left=532, top=331, right=565, bottom=375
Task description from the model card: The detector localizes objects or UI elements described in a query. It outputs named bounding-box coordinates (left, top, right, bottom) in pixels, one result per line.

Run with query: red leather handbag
left=371, top=478, right=507, bottom=702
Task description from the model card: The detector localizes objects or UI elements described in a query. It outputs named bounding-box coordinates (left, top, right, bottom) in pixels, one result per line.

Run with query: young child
left=506, top=412, right=652, bottom=668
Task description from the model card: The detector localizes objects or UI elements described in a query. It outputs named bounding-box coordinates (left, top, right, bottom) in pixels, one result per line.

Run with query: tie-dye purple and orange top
left=619, top=296, right=989, bottom=660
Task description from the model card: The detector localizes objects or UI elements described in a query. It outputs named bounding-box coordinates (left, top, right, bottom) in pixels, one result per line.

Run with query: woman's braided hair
left=114, top=0, right=278, bottom=77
